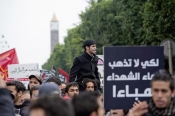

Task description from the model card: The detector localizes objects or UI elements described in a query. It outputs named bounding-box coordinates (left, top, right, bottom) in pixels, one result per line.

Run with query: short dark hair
left=151, top=69, right=175, bottom=91
left=65, top=82, right=79, bottom=93
left=30, top=85, right=40, bottom=97
left=61, top=81, right=67, bottom=85
left=22, top=90, right=30, bottom=95
left=46, top=76, right=61, bottom=86
left=83, top=78, right=98, bottom=90
left=62, top=88, right=66, bottom=97
left=6, top=81, right=26, bottom=93
left=30, top=94, right=74, bottom=116
left=72, top=91, right=99, bottom=116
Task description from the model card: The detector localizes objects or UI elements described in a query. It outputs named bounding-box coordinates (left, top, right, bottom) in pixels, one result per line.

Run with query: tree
left=42, top=26, right=84, bottom=73
left=143, top=0, right=175, bottom=45
left=43, top=0, right=175, bottom=73
left=79, top=0, right=147, bottom=54
left=79, top=0, right=119, bottom=54
left=42, top=44, right=68, bottom=71
left=114, top=0, right=147, bottom=45
left=63, top=26, right=84, bottom=71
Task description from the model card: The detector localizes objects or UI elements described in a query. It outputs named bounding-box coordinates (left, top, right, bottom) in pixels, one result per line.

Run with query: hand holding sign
left=128, top=101, right=148, bottom=116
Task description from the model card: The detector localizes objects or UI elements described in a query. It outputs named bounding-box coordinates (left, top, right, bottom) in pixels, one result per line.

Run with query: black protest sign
left=104, top=46, right=164, bottom=110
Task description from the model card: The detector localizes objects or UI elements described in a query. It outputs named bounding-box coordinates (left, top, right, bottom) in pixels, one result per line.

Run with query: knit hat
left=82, top=39, right=96, bottom=48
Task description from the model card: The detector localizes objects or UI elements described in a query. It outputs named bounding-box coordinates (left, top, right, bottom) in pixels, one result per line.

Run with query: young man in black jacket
left=69, top=39, right=100, bottom=91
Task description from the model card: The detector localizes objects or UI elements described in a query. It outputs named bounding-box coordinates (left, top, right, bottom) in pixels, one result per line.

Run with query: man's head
left=30, top=85, right=40, bottom=101
left=29, top=94, right=74, bottom=116
left=72, top=91, right=104, bottom=116
left=46, top=76, right=62, bottom=96
left=29, top=75, right=42, bottom=90
left=65, top=82, right=79, bottom=98
left=38, top=83, right=61, bottom=97
left=46, top=76, right=61, bottom=88
left=83, top=78, right=97, bottom=91
left=83, top=39, right=97, bottom=55
left=61, top=81, right=67, bottom=90
left=6, top=80, right=26, bottom=105
left=21, top=90, right=30, bottom=103
left=61, top=82, right=67, bottom=96
left=151, top=69, right=175, bottom=108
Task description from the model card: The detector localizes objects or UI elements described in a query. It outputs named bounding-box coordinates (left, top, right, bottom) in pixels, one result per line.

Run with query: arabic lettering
left=142, top=72, right=154, bottom=80
left=113, top=85, right=152, bottom=100
left=10, top=66, right=39, bottom=74
left=108, top=59, right=132, bottom=69
left=141, top=59, right=159, bottom=69
left=107, top=72, right=154, bottom=81
left=107, top=72, right=140, bottom=81
left=134, top=59, right=139, bottom=67
left=109, top=58, right=159, bottom=69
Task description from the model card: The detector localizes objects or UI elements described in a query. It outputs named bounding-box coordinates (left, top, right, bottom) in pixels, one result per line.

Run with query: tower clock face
left=52, top=24, right=57, bottom=28
left=51, top=23, right=58, bottom=30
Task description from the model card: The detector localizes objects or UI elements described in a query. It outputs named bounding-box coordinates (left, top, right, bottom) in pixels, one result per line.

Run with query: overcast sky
left=0, top=0, right=89, bottom=69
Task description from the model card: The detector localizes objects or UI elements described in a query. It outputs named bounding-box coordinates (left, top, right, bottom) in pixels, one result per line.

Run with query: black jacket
left=0, top=88, right=15, bottom=116
left=69, top=52, right=100, bottom=88
left=20, top=100, right=31, bottom=116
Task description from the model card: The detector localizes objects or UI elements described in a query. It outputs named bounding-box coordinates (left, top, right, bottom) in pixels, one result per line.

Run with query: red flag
left=58, top=68, right=69, bottom=82
left=0, top=48, right=19, bottom=80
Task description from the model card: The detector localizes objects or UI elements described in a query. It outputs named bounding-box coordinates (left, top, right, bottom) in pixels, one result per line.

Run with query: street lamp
left=0, top=35, right=9, bottom=53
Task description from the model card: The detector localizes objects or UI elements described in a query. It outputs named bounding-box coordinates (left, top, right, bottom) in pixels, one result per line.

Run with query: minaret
left=50, top=13, right=59, bottom=53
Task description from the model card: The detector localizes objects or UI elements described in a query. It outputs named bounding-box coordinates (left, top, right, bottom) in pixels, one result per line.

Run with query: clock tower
left=50, top=13, right=59, bottom=53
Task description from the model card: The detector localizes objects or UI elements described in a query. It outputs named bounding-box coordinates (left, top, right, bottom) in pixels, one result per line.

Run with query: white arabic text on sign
left=108, top=59, right=159, bottom=69
left=113, top=85, right=152, bottom=100
left=107, top=72, right=154, bottom=81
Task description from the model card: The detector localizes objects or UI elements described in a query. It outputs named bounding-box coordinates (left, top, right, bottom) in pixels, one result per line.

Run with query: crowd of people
left=1, top=39, right=175, bottom=116
left=0, top=69, right=175, bottom=116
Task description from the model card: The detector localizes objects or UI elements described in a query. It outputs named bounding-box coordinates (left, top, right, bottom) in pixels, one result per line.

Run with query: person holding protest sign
left=128, top=69, right=175, bottom=116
